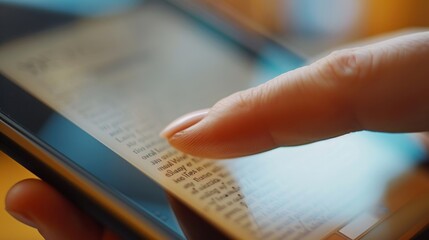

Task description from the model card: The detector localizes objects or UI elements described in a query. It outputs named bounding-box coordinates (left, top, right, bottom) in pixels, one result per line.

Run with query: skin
left=5, top=32, right=429, bottom=239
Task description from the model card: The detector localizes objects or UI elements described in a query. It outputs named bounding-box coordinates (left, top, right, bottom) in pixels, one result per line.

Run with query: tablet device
left=1, top=1, right=429, bottom=239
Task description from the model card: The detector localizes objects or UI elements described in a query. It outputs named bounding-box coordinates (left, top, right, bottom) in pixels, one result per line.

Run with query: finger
left=5, top=179, right=118, bottom=240
left=162, top=32, right=429, bottom=158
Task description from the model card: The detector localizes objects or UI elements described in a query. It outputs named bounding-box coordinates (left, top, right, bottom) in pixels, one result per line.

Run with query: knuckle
left=314, top=49, right=374, bottom=132
left=321, top=49, right=372, bottom=84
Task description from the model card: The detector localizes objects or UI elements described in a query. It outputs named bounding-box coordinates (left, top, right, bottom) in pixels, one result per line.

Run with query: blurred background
left=0, top=0, right=428, bottom=239
left=1, top=0, right=428, bottom=54
left=199, top=0, right=429, bottom=55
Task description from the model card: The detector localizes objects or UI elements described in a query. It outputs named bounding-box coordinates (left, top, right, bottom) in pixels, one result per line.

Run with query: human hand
left=6, top=179, right=226, bottom=240
left=5, top=179, right=120, bottom=240
left=6, top=32, right=429, bottom=239
left=161, top=32, right=429, bottom=158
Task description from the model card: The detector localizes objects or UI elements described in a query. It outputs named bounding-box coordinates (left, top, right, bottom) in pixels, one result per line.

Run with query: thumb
left=161, top=32, right=429, bottom=158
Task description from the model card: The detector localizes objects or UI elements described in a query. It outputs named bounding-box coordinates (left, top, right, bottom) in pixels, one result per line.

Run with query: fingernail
left=160, top=109, right=209, bottom=139
left=7, top=210, right=38, bottom=228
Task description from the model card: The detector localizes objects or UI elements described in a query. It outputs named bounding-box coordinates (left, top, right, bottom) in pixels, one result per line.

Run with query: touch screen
left=1, top=3, right=428, bottom=240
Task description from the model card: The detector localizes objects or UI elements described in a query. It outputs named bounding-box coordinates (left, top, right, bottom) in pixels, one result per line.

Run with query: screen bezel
left=0, top=0, right=305, bottom=239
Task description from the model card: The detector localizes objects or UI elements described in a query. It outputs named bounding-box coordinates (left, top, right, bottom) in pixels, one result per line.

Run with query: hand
left=6, top=32, right=429, bottom=239
left=6, top=179, right=226, bottom=240
left=6, top=179, right=120, bottom=240
left=161, top=32, right=429, bottom=158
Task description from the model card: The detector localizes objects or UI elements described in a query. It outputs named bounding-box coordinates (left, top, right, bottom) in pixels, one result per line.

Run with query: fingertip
left=5, top=178, right=44, bottom=216
left=160, top=109, right=210, bottom=139
left=6, top=178, right=103, bottom=239
left=5, top=179, right=41, bottom=228
left=166, top=111, right=276, bottom=159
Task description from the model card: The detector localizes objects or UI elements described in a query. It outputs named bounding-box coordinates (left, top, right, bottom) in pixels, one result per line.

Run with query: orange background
left=205, top=0, right=429, bottom=37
